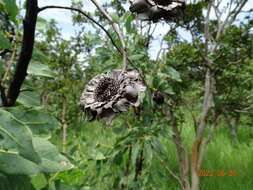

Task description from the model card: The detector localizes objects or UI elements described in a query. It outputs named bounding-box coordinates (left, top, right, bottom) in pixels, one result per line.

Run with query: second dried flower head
left=129, top=0, right=185, bottom=21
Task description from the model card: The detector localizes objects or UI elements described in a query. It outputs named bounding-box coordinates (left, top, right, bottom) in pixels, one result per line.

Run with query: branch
left=198, top=115, right=220, bottom=169
left=1, top=44, right=17, bottom=85
left=214, top=0, right=248, bottom=51
left=6, top=0, right=38, bottom=106
left=37, top=6, right=123, bottom=58
left=0, top=84, right=7, bottom=106
left=204, top=0, right=212, bottom=55
left=168, top=106, right=190, bottom=190
left=155, top=153, right=185, bottom=190
left=90, top=0, right=128, bottom=71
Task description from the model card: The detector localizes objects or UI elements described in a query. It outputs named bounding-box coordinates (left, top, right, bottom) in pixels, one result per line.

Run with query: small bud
left=152, top=90, right=165, bottom=104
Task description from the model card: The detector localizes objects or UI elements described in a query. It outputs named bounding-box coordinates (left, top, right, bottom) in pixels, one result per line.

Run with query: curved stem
left=38, top=6, right=123, bottom=57
left=89, top=0, right=128, bottom=71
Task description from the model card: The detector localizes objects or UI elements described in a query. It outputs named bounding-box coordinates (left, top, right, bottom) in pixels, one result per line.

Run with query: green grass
left=155, top=119, right=253, bottom=190
left=51, top=115, right=253, bottom=190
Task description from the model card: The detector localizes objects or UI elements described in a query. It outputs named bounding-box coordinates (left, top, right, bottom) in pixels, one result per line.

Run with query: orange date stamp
left=198, top=169, right=237, bottom=176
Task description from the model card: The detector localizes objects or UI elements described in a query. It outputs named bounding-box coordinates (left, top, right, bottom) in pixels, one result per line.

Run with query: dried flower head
left=80, top=69, right=146, bottom=125
left=129, top=0, right=185, bottom=21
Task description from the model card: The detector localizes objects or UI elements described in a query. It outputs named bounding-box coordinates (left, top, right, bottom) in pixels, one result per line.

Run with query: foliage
left=0, top=0, right=252, bottom=189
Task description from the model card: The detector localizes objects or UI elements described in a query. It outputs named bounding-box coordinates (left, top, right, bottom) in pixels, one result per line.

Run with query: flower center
left=95, top=77, right=119, bottom=102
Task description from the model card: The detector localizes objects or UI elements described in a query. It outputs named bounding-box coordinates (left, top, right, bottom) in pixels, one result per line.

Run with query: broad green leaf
left=17, top=91, right=41, bottom=106
left=33, top=137, right=74, bottom=173
left=0, top=33, right=11, bottom=49
left=0, top=150, right=40, bottom=175
left=3, top=0, right=18, bottom=24
left=6, top=106, right=60, bottom=136
left=0, top=173, right=36, bottom=190
left=166, top=66, right=182, bottom=82
left=0, top=109, right=41, bottom=163
left=28, top=61, right=54, bottom=78
left=0, top=137, right=73, bottom=175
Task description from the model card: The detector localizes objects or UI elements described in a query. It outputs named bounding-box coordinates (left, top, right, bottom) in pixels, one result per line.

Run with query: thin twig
left=89, top=0, right=128, bottom=71
left=1, top=44, right=17, bottom=85
left=37, top=6, right=123, bottom=58
left=155, top=153, right=185, bottom=190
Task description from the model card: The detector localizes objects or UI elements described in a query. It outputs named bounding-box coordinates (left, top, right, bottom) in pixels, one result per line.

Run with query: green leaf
left=0, top=151, right=40, bottom=175
left=165, top=66, right=182, bottom=82
left=88, top=149, right=106, bottom=160
left=3, top=0, right=18, bottom=24
left=125, top=14, right=133, bottom=33
left=36, top=17, right=48, bottom=31
left=6, top=106, right=60, bottom=136
left=32, top=49, right=49, bottom=63
left=17, top=91, right=41, bottom=106
left=0, top=137, right=73, bottom=175
left=110, top=13, right=120, bottom=24
left=28, top=62, right=55, bottom=78
left=150, top=137, right=166, bottom=155
left=31, top=173, right=48, bottom=190
left=144, top=142, right=153, bottom=167
left=0, top=174, right=36, bottom=190
left=33, top=137, right=74, bottom=173
left=0, top=33, right=11, bottom=49
left=131, top=143, right=140, bottom=166
left=129, top=54, right=145, bottom=61
left=0, top=109, right=41, bottom=164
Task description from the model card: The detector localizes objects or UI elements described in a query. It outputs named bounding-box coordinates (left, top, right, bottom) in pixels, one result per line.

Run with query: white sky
left=19, top=0, right=253, bottom=60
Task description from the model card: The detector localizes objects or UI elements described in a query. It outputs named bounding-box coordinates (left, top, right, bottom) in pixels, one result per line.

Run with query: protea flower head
left=80, top=69, right=146, bottom=125
left=129, top=0, right=185, bottom=21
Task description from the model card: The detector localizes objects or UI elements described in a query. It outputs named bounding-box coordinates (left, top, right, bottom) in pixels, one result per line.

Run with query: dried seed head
left=129, top=0, right=185, bottom=21
left=80, top=69, right=146, bottom=124
left=95, top=77, right=119, bottom=102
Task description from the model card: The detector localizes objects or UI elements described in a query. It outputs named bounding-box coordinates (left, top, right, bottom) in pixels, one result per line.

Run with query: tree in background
left=0, top=0, right=252, bottom=190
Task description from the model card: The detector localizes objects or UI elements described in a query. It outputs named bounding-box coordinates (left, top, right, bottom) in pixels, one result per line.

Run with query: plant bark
left=5, top=0, right=38, bottom=106
left=168, top=107, right=191, bottom=190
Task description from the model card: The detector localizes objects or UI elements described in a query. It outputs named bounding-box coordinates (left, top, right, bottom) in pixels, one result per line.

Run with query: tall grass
left=155, top=119, right=253, bottom=190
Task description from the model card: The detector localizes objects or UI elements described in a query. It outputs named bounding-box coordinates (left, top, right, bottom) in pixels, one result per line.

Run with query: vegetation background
left=0, top=0, right=252, bottom=190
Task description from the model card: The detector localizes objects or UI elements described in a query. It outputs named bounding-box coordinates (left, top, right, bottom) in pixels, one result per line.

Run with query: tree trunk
left=168, top=107, right=191, bottom=190
left=226, top=114, right=240, bottom=146
left=191, top=67, right=215, bottom=190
